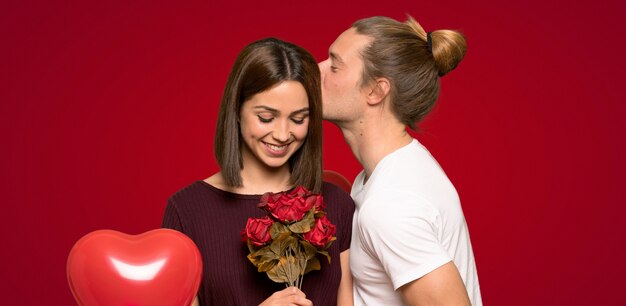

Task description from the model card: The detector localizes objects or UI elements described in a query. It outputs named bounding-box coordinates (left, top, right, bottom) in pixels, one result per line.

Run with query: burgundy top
left=162, top=181, right=355, bottom=306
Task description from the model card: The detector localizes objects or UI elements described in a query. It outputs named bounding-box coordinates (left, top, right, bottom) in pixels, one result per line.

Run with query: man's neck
left=338, top=113, right=413, bottom=180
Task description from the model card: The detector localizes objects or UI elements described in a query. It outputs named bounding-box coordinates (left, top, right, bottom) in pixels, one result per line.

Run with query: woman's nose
left=272, top=120, right=292, bottom=142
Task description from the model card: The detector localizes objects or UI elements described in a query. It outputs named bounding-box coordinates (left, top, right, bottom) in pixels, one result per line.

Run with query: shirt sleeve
left=161, top=198, right=183, bottom=232
left=358, top=190, right=451, bottom=290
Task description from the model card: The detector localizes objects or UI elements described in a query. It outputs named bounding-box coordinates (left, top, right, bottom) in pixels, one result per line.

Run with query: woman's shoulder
left=321, top=182, right=355, bottom=212
left=322, top=181, right=349, bottom=196
left=169, top=172, right=228, bottom=201
left=168, top=180, right=210, bottom=204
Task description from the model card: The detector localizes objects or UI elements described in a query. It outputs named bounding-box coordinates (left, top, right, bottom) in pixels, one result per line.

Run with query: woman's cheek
left=294, top=124, right=309, bottom=140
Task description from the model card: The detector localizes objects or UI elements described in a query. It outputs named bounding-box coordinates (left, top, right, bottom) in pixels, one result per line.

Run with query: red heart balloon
left=67, top=229, right=202, bottom=306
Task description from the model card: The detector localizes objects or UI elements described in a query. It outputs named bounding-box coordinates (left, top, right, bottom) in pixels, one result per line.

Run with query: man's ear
left=366, top=78, right=390, bottom=106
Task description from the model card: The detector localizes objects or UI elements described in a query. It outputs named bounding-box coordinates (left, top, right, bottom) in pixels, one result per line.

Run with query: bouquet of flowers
left=241, top=186, right=336, bottom=288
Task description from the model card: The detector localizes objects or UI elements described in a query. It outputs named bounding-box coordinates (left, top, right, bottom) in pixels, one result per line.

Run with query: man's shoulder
left=358, top=188, right=439, bottom=224
left=367, top=143, right=460, bottom=209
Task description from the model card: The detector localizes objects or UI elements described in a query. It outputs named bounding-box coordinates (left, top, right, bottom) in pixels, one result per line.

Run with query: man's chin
left=321, top=115, right=338, bottom=123
left=321, top=116, right=345, bottom=129
left=322, top=110, right=338, bottom=122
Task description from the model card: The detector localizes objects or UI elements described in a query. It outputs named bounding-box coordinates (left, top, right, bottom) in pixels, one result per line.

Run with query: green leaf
left=266, top=256, right=300, bottom=285
left=270, top=234, right=298, bottom=256
left=299, top=240, right=318, bottom=259
left=295, top=251, right=308, bottom=273
left=257, top=258, right=279, bottom=272
left=323, top=237, right=337, bottom=250
left=318, top=250, right=331, bottom=264
left=304, top=256, right=321, bottom=274
left=266, top=259, right=289, bottom=283
left=270, top=222, right=290, bottom=239
left=246, top=253, right=259, bottom=266
left=246, top=239, right=256, bottom=253
left=248, top=245, right=281, bottom=271
left=288, top=209, right=316, bottom=233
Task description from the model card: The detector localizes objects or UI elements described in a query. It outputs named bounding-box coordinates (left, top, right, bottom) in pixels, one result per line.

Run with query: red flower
left=259, top=189, right=315, bottom=222
left=306, top=194, right=326, bottom=212
left=288, top=186, right=325, bottom=212
left=288, top=186, right=310, bottom=197
left=244, top=186, right=337, bottom=287
left=258, top=192, right=281, bottom=211
left=303, top=215, right=336, bottom=248
left=243, top=216, right=274, bottom=247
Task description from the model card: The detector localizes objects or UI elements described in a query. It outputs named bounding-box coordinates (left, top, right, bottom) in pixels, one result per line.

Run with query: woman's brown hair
left=353, top=16, right=467, bottom=129
left=214, top=38, right=323, bottom=193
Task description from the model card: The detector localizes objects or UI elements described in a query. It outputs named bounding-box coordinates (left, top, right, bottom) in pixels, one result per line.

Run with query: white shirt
left=350, top=139, right=482, bottom=305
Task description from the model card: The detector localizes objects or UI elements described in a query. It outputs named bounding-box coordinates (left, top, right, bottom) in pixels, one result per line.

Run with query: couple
left=163, top=15, right=482, bottom=306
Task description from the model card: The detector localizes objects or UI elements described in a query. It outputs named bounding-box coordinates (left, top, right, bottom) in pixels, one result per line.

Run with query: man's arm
left=398, top=261, right=471, bottom=306
left=337, top=250, right=354, bottom=306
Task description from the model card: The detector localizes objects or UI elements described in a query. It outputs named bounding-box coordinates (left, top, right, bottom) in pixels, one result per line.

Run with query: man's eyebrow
left=330, top=51, right=344, bottom=65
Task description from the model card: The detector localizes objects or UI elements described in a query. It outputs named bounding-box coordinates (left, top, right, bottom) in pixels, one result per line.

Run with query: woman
left=162, top=38, right=355, bottom=306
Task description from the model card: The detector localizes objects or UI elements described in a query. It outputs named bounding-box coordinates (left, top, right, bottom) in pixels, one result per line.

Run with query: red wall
left=2, top=0, right=625, bottom=305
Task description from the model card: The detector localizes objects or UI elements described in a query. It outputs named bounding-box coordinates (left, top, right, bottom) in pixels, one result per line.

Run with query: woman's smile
left=262, top=141, right=290, bottom=156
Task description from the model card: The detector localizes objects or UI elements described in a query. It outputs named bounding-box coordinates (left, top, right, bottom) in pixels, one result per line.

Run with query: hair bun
left=430, top=29, right=467, bottom=76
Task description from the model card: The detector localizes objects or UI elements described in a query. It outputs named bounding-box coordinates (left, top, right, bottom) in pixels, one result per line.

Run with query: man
left=319, top=16, right=482, bottom=305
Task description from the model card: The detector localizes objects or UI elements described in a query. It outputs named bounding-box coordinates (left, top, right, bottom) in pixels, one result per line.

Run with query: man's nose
left=318, top=59, right=329, bottom=71
left=318, top=59, right=328, bottom=81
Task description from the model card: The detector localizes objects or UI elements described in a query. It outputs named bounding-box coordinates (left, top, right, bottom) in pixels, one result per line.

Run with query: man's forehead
left=329, top=28, right=371, bottom=62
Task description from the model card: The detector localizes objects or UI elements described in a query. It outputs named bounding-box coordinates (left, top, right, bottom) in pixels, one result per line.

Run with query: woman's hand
left=259, top=287, right=313, bottom=306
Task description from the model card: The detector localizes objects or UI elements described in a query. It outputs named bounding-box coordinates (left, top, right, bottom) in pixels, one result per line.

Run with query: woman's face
left=239, top=80, right=310, bottom=170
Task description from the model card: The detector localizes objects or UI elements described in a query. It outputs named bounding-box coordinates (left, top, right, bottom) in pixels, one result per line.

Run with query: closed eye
left=291, top=115, right=308, bottom=125
left=257, top=115, right=274, bottom=123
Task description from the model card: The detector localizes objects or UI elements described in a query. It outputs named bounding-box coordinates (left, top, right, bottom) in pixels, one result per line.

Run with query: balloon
left=323, top=170, right=352, bottom=193
left=67, top=229, right=202, bottom=306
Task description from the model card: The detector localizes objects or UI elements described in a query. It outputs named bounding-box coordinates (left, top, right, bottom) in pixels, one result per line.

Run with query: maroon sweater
left=162, top=181, right=355, bottom=306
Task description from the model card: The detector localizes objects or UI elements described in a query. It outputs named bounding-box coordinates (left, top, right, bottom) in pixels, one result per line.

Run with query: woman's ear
left=366, top=78, right=390, bottom=106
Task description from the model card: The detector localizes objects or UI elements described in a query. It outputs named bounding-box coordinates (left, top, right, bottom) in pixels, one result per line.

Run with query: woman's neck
left=238, top=162, right=292, bottom=194
left=214, top=147, right=292, bottom=195
left=206, top=165, right=292, bottom=196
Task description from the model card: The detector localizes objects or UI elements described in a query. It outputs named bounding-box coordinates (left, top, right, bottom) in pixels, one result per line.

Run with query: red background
left=2, top=0, right=625, bottom=305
